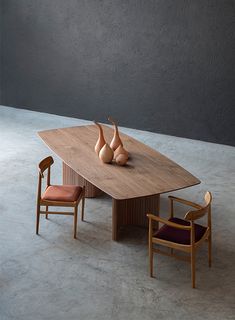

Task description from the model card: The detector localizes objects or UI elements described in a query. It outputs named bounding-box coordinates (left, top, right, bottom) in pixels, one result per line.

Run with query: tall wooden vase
left=94, top=121, right=105, bottom=155
left=108, top=117, right=123, bottom=151
left=99, top=143, right=114, bottom=163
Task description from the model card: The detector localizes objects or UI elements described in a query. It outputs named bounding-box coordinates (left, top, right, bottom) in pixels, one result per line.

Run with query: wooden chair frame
left=147, top=191, right=212, bottom=288
left=36, top=156, right=85, bottom=239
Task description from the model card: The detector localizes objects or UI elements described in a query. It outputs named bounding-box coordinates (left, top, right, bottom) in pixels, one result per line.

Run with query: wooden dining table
left=38, top=124, right=200, bottom=240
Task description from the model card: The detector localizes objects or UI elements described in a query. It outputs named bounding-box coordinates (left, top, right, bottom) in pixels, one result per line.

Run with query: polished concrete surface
left=0, top=105, right=234, bottom=320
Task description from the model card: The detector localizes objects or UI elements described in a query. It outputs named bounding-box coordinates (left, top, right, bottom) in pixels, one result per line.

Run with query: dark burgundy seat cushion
left=154, top=217, right=206, bottom=245
left=42, top=185, right=82, bottom=202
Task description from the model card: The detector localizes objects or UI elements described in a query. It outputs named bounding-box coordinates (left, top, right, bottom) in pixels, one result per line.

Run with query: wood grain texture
left=38, top=125, right=200, bottom=200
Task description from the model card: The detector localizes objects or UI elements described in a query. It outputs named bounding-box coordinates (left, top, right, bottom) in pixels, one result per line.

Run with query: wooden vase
left=116, top=153, right=128, bottom=166
left=108, top=117, right=123, bottom=151
left=99, top=143, right=114, bottom=163
left=114, top=145, right=129, bottom=160
left=94, top=121, right=106, bottom=155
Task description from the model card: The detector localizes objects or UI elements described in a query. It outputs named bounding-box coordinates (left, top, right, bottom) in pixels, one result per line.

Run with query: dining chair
left=147, top=191, right=212, bottom=288
left=36, top=156, right=85, bottom=239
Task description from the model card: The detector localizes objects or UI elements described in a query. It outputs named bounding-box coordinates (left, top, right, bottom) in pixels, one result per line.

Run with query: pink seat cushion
left=154, top=217, right=207, bottom=245
left=42, top=185, right=82, bottom=202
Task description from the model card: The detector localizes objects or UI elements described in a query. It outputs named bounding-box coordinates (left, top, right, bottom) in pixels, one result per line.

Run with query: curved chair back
left=184, top=191, right=212, bottom=221
left=37, top=156, right=54, bottom=201
left=38, top=156, right=54, bottom=177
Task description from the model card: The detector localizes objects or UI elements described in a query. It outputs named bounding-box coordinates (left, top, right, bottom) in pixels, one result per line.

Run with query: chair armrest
left=147, top=214, right=191, bottom=230
left=168, top=196, right=202, bottom=210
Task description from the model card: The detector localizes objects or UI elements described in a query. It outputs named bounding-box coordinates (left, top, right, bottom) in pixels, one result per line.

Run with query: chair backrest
left=38, top=156, right=54, bottom=177
left=37, top=156, right=54, bottom=200
left=184, top=191, right=212, bottom=221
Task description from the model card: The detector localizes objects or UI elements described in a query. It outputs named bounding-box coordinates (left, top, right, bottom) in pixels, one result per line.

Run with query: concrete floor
left=0, top=105, right=234, bottom=320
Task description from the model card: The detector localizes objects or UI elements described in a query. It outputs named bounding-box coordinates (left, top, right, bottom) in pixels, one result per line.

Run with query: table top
left=38, top=125, right=200, bottom=200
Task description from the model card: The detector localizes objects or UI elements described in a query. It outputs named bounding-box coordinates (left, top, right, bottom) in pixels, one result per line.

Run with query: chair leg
left=149, top=249, right=154, bottom=277
left=45, top=206, right=49, bottom=219
left=191, top=249, right=196, bottom=288
left=148, top=218, right=154, bottom=277
left=208, top=234, right=212, bottom=267
left=149, top=238, right=154, bottom=277
left=81, top=194, right=85, bottom=221
left=74, top=206, right=78, bottom=239
left=36, top=204, right=40, bottom=235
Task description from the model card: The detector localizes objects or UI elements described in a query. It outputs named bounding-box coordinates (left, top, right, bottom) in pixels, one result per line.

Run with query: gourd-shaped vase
left=116, top=153, right=128, bottom=166
left=94, top=121, right=105, bottom=155
left=108, top=117, right=123, bottom=151
left=114, top=145, right=129, bottom=160
left=99, top=143, right=114, bottom=163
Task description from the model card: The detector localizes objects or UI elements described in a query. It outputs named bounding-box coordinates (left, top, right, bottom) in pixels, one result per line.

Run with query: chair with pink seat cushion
left=42, top=185, right=83, bottom=202
left=36, top=156, right=85, bottom=239
left=147, top=191, right=212, bottom=288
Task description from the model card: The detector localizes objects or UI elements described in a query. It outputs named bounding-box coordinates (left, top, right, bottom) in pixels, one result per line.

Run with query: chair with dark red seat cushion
left=147, top=192, right=212, bottom=288
left=36, top=156, right=85, bottom=239
left=154, top=217, right=207, bottom=245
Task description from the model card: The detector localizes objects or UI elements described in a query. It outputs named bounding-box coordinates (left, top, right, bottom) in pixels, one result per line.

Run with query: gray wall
left=1, top=0, right=235, bottom=146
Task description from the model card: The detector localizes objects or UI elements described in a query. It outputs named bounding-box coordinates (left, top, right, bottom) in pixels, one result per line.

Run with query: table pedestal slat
left=63, top=162, right=103, bottom=198
left=112, top=195, right=160, bottom=240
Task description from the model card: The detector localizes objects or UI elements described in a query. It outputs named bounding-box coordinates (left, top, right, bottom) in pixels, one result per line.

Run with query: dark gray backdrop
left=1, top=1, right=235, bottom=145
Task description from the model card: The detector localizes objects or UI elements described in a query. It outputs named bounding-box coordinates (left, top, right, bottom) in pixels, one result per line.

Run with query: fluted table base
left=63, top=162, right=103, bottom=198
left=112, top=195, right=159, bottom=240
left=63, top=162, right=159, bottom=240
